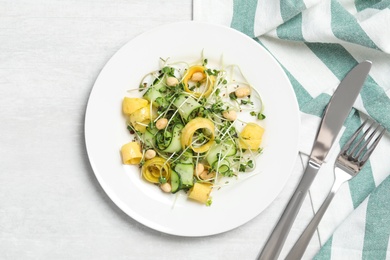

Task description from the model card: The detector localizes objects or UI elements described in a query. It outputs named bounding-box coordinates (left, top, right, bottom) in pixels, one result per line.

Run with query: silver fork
left=285, top=119, right=385, bottom=260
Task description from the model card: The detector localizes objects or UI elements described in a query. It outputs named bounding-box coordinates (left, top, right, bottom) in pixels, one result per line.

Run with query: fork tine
left=360, top=126, right=385, bottom=163
left=341, top=119, right=368, bottom=155
left=355, top=123, right=380, bottom=157
left=349, top=120, right=374, bottom=156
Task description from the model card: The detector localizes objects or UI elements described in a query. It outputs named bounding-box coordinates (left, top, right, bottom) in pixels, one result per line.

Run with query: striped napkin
left=194, top=0, right=390, bottom=259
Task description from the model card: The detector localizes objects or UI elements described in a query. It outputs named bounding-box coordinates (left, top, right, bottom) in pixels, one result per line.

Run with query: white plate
left=85, top=21, right=300, bottom=237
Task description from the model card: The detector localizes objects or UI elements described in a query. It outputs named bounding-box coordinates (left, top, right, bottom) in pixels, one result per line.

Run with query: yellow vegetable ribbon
left=120, top=142, right=143, bottom=165
left=181, top=117, right=215, bottom=153
left=238, top=122, right=264, bottom=150
left=182, top=65, right=215, bottom=98
left=122, top=97, right=149, bottom=115
left=141, top=157, right=170, bottom=184
left=188, top=182, right=213, bottom=204
left=129, top=106, right=152, bottom=133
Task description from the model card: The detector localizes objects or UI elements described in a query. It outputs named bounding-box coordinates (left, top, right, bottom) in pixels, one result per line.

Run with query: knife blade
left=257, top=61, right=372, bottom=260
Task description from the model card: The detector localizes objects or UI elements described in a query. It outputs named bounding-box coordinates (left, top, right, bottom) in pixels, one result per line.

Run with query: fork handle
left=257, top=160, right=321, bottom=260
left=285, top=168, right=351, bottom=260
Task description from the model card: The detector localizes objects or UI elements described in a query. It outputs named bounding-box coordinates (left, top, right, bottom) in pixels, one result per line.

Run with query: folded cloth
left=194, top=0, right=390, bottom=259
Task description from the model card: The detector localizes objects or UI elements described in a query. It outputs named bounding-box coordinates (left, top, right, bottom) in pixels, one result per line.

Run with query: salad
left=120, top=55, right=265, bottom=206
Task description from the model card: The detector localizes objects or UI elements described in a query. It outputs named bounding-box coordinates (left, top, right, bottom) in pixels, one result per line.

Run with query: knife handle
left=257, top=160, right=320, bottom=260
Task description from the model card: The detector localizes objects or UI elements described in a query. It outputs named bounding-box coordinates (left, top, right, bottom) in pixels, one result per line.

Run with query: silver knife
left=257, top=61, right=372, bottom=260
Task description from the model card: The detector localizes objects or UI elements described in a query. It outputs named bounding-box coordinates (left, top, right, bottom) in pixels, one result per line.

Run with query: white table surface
left=0, top=1, right=320, bottom=259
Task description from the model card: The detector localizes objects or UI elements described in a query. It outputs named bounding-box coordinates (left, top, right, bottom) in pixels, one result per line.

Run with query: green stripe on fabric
left=355, top=0, right=390, bottom=11
left=354, top=0, right=382, bottom=12
left=300, top=93, right=330, bottom=117
left=330, top=0, right=380, bottom=50
left=360, top=78, right=390, bottom=132
left=276, top=13, right=305, bottom=41
left=343, top=111, right=376, bottom=209
left=313, top=236, right=333, bottom=260
left=231, top=0, right=258, bottom=37
left=370, top=0, right=390, bottom=10
left=305, top=42, right=358, bottom=78
left=282, top=66, right=313, bottom=109
left=279, top=0, right=306, bottom=22
left=277, top=0, right=305, bottom=41
left=350, top=160, right=375, bottom=208
left=362, top=175, right=390, bottom=260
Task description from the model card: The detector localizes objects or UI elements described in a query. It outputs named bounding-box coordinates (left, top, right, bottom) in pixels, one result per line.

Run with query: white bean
left=156, top=118, right=168, bottom=130
left=235, top=86, right=251, bottom=98
left=144, top=149, right=156, bottom=160
left=191, top=72, right=204, bottom=82
left=199, top=170, right=215, bottom=180
left=166, top=76, right=178, bottom=86
left=160, top=183, right=172, bottom=193
left=222, top=110, right=237, bottom=121
left=196, top=163, right=204, bottom=176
